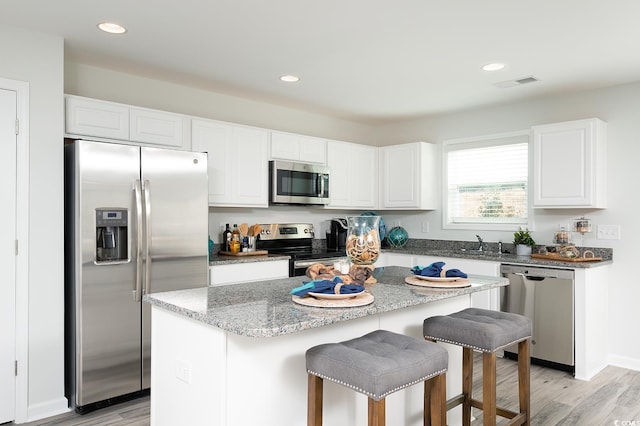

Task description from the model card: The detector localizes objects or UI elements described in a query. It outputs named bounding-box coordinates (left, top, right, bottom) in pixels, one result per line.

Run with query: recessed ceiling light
left=98, top=22, right=127, bottom=34
left=481, top=63, right=505, bottom=72
left=280, top=75, right=300, bottom=83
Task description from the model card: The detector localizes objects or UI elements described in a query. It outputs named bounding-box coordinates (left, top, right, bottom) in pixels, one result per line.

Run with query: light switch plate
left=596, top=224, right=620, bottom=240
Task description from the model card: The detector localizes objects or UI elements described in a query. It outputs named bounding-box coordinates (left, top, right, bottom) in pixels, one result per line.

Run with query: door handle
left=133, top=179, right=143, bottom=302
left=143, top=180, right=152, bottom=296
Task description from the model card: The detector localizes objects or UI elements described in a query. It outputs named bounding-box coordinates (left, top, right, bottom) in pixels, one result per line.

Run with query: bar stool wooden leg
left=462, top=347, right=474, bottom=426
left=518, top=340, right=531, bottom=426
left=308, top=374, right=323, bottom=426
left=424, top=373, right=447, bottom=426
left=368, top=398, right=385, bottom=426
left=482, top=352, right=497, bottom=426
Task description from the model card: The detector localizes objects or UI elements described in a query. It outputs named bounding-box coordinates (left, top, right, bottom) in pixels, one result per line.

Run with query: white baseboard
left=24, top=397, right=70, bottom=424
left=608, top=354, right=640, bottom=372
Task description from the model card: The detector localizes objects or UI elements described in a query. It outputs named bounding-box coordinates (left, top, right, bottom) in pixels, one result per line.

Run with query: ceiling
left=2, top=0, right=640, bottom=124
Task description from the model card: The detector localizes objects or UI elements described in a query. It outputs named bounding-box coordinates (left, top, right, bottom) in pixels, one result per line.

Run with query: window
left=443, top=131, right=530, bottom=230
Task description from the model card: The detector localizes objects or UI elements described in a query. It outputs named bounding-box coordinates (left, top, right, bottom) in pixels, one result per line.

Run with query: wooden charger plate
left=405, top=275, right=471, bottom=288
left=292, top=292, right=374, bottom=308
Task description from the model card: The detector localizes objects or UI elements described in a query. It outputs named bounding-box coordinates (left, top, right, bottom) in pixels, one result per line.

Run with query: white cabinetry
left=209, top=260, right=289, bottom=286
left=379, top=142, right=436, bottom=210
left=270, top=131, right=327, bottom=164
left=326, top=140, right=377, bottom=209
left=414, top=255, right=499, bottom=311
left=192, top=119, right=269, bottom=207
left=381, top=252, right=499, bottom=310
left=65, top=95, right=190, bottom=150
left=532, top=118, right=607, bottom=208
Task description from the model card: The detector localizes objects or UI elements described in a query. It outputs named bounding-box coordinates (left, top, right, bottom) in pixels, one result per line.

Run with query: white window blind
left=444, top=132, right=529, bottom=230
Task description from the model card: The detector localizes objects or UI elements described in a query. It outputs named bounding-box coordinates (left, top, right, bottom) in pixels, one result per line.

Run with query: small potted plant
left=513, top=228, right=536, bottom=256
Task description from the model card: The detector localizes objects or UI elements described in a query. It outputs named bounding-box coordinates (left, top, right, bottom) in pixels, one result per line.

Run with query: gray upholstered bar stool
left=306, top=329, right=448, bottom=426
left=423, top=308, right=532, bottom=426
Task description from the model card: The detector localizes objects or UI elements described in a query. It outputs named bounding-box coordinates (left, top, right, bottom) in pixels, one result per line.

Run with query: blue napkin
left=411, top=261, right=467, bottom=278
left=290, top=276, right=365, bottom=297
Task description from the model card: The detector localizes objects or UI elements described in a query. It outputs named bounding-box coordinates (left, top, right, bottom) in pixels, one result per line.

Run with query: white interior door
left=0, top=88, right=17, bottom=422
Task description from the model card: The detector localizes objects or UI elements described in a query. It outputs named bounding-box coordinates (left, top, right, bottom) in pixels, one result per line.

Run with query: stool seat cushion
left=423, top=308, right=532, bottom=352
left=306, top=329, right=448, bottom=401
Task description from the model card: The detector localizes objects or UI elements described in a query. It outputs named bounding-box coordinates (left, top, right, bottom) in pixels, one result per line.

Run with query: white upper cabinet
left=326, top=140, right=378, bottom=209
left=65, top=95, right=129, bottom=140
left=532, top=118, right=607, bottom=208
left=192, top=118, right=269, bottom=207
left=379, top=142, right=436, bottom=210
left=129, top=107, right=188, bottom=148
left=65, top=95, right=190, bottom=150
left=270, top=131, right=327, bottom=164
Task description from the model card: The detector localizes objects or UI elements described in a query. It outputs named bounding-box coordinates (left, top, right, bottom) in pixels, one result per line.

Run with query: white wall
left=0, top=24, right=67, bottom=421
left=376, top=82, right=640, bottom=370
left=64, top=62, right=376, bottom=146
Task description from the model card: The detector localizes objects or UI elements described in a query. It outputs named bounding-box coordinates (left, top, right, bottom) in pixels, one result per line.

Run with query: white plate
left=412, top=275, right=464, bottom=282
left=308, top=290, right=365, bottom=300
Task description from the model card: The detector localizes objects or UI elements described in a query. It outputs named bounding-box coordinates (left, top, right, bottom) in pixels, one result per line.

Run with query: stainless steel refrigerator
left=64, top=140, right=208, bottom=413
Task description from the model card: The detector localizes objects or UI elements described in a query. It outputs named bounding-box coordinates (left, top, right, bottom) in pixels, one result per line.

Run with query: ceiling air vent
left=494, top=76, right=540, bottom=88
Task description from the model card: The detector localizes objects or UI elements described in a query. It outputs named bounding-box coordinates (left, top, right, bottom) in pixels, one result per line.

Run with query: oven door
left=292, top=257, right=348, bottom=277
left=269, top=160, right=330, bottom=205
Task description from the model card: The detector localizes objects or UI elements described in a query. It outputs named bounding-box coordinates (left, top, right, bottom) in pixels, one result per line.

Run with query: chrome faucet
left=475, top=234, right=484, bottom=252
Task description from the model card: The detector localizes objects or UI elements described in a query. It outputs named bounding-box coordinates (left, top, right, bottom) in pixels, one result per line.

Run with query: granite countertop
left=384, top=247, right=613, bottom=268
left=144, top=266, right=508, bottom=338
left=209, top=247, right=611, bottom=268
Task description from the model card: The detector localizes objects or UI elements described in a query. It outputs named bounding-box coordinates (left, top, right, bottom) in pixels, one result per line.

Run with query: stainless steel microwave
left=269, top=160, right=330, bottom=205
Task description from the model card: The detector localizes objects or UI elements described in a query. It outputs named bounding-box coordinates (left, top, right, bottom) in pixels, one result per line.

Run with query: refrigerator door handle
left=133, top=179, right=144, bottom=302
left=143, top=179, right=152, bottom=296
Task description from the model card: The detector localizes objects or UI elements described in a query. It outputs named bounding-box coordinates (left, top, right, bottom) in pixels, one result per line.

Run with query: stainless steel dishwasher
left=500, top=264, right=575, bottom=373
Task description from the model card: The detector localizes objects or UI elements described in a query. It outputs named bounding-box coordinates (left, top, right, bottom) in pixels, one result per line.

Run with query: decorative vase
left=345, top=216, right=381, bottom=265
left=516, top=244, right=532, bottom=256
left=386, top=226, right=409, bottom=248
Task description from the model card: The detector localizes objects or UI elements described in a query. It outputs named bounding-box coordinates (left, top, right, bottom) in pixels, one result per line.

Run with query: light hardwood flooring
left=10, top=357, right=640, bottom=425
left=469, top=356, right=640, bottom=425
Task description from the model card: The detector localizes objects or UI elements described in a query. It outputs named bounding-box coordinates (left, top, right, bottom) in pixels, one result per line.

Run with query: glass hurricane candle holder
left=345, top=216, right=381, bottom=265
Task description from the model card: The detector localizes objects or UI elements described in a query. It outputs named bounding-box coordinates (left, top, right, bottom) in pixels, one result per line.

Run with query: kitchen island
left=145, top=266, right=508, bottom=426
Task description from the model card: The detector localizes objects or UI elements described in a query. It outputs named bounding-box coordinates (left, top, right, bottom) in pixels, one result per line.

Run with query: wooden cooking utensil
left=238, top=223, right=249, bottom=237
left=252, top=224, right=262, bottom=236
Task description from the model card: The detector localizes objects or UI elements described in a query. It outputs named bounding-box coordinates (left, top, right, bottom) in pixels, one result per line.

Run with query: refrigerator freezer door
left=73, top=141, right=142, bottom=407
left=140, top=147, right=209, bottom=388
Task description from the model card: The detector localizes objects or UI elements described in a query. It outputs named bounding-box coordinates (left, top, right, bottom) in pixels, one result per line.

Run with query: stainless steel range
left=256, top=223, right=347, bottom=276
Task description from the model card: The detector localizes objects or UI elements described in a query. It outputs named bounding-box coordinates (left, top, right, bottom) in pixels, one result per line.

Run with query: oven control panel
left=258, top=223, right=315, bottom=240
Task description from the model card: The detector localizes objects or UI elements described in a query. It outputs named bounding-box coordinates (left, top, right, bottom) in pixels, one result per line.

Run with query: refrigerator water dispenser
left=96, top=208, right=128, bottom=262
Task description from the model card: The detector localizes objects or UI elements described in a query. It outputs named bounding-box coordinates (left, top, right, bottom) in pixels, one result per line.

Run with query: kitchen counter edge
left=384, top=248, right=613, bottom=268
left=209, top=253, right=290, bottom=266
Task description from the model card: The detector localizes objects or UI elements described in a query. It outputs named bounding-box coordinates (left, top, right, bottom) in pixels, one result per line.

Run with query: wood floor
left=10, top=357, right=640, bottom=425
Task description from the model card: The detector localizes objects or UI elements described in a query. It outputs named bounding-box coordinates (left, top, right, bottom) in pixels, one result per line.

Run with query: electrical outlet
left=175, top=359, right=191, bottom=384
left=596, top=224, right=620, bottom=240
left=421, top=221, right=430, bottom=233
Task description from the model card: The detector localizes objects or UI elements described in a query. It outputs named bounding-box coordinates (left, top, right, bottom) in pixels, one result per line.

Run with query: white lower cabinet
left=326, top=140, right=377, bottom=209
left=192, top=119, right=269, bottom=207
left=209, top=260, right=289, bottom=286
left=414, top=255, right=499, bottom=311
left=381, top=253, right=499, bottom=310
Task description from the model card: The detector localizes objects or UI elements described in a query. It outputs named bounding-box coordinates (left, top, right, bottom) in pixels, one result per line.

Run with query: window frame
left=442, top=130, right=533, bottom=232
